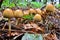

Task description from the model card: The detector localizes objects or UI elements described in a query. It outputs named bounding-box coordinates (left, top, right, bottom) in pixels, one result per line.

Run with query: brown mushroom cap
left=23, top=10, right=29, bottom=15
left=34, top=14, right=42, bottom=21
left=36, top=8, right=42, bottom=15
left=45, top=4, right=55, bottom=12
left=3, top=8, right=14, bottom=18
left=14, top=9, right=23, bottom=18
left=29, top=8, right=36, bottom=14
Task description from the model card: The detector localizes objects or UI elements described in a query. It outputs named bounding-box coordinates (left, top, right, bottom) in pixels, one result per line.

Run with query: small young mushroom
left=34, top=14, right=42, bottom=21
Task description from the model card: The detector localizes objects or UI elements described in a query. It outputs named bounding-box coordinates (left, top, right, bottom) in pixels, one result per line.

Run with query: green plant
left=22, top=14, right=34, bottom=20
left=1, top=0, right=9, bottom=7
left=17, top=2, right=27, bottom=8
left=1, top=0, right=15, bottom=8
left=55, top=4, right=60, bottom=8
left=30, top=2, right=44, bottom=8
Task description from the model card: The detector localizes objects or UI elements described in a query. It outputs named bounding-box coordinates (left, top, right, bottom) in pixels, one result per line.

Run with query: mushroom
left=29, top=8, right=36, bottom=14
left=3, top=8, right=14, bottom=36
left=23, top=10, right=29, bottom=16
left=33, top=14, right=42, bottom=21
left=14, top=9, right=23, bottom=18
left=45, top=4, right=55, bottom=12
left=14, top=9, right=23, bottom=25
left=36, top=8, right=42, bottom=15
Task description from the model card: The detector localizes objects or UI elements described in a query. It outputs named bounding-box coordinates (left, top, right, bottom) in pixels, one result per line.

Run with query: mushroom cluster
left=1, top=3, right=60, bottom=40
left=3, top=4, right=56, bottom=23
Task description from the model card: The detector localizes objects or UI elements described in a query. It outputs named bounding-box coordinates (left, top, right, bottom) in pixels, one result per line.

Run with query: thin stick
left=2, top=22, right=7, bottom=30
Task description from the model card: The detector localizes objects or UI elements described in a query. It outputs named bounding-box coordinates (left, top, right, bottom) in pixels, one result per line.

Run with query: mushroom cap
left=14, top=9, right=23, bottom=18
left=3, top=8, right=14, bottom=18
left=29, top=8, right=36, bottom=14
left=45, top=4, right=55, bottom=12
left=36, top=8, right=42, bottom=15
left=23, top=10, right=29, bottom=15
left=34, top=14, right=42, bottom=21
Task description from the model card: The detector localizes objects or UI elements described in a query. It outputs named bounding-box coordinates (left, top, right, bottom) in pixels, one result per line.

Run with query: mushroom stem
left=16, top=18, right=19, bottom=25
left=8, top=19, right=11, bottom=36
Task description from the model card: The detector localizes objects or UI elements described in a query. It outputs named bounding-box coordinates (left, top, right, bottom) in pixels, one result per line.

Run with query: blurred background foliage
left=55, top=4, right=60, bottom=8
left=1, top=0, right=60, bottom=9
